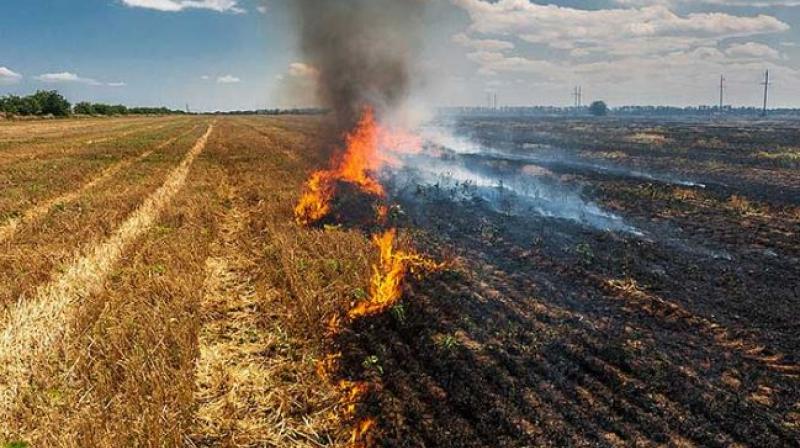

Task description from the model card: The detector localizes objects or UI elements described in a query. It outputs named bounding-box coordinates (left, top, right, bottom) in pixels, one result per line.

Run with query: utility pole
left=719, top=75, right=725, bottom=112
left=573, top=86, right=583, bottom=108
left=761, top=70, right=770, bottom=117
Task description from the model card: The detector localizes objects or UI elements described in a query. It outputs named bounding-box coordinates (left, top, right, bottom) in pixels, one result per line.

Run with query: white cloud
left=452, top=33, right=515, bottom=52
left=36, top=72, right=102, bottom=86
left=726, top=42, right=782, bottom=59
left=0, top=67, right=22, bottom=84
left=288, top=62, right=318, bottom=78
left=217, top=74, right=241, bottom=83
left=449, top=0, right=797, bottom=104
left=256, top=3, right=267, bottom=14
left=273, top=63, right=319, bottom=108
left=201, top=75, right=210, bottom=80
left=455, top=41, right=800, bottom=105
left=107, top=82, right=127, bottom=87
left=452, top=0, right=789, bottom=58
left=466, top=50, right=558, bottom=76
left=121, top=0, right=244, bottom=13
left=615, top=0, right=800, bottom=7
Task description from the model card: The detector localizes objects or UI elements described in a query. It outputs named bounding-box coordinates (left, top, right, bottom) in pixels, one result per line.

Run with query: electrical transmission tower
left=761, top=70, right=771, bottom=117
left=573, top=86, right=583, bottom=108
left=719, top=75, right=725, bottom=112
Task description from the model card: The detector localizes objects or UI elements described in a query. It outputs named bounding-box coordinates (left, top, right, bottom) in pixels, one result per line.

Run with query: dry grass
left=0, top=123, right=212, bottom=441
left=0, top=118, right=192, bottom=221
left=189, top=117, right=365, bottom=446
left=0, top=116, right=375, bottom=447
left=0, top=123, right=208, bottom=307
left=191, top=179, right=340, bottom=447
left=671, top=187, right=701, bottom=201
left=756, top=148, right=800, bottom=166
left=21, top=131, right=222, bottom=447
left=0, top=116, right=184, bottom=166
left=0, top=124, right=198, bottom=243
left=626, top=132, right=669, bottom=145
left=728, top=194, right=761, bottom=216
left=0, top=116, right=156, bottom=142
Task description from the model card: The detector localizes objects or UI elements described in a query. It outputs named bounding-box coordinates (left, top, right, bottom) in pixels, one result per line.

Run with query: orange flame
left=351, top=418, right=376, bottom=448
left=338, top=380, right=371, bottom=417
left=295, top=109, right=384, bottom=225
left=294, top=108, right=422, bottom=226
left=348, top=229, right=441, bottom=320
left=295, top=108, right=432, bottom=448
left=316, top=353, right=342, bottom=381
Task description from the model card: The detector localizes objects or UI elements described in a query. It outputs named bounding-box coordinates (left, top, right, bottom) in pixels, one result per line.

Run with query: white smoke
left=382, top=125, right=642, bottom=234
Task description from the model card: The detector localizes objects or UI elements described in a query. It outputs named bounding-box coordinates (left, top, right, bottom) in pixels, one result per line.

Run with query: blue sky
left=2, top=0, right=800, bottom=110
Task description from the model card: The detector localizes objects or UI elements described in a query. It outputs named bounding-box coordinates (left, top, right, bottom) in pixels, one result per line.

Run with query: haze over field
left=3, top=0, right=800, bottom=109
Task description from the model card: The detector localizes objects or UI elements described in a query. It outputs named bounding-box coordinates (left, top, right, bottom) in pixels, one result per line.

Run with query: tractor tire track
left=189, top=148, right=332, bottom=447
left=0, top=123, right=214, bottom=433
left=0, top=126, right=198, bottom=244
left=190, top=185, right=269, bottom=445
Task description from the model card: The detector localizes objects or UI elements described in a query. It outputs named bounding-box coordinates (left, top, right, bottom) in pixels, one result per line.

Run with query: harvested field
left=1, top=115, right=798, bottom=448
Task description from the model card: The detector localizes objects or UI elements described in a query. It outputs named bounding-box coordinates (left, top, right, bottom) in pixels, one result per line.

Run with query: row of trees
left=0, top=91, right=71, bottom=117
left=0, top=90, right=186, bottom=117
left=211, top=108, right=328, bottom=116
left=74, top=102, right=185, bottom=116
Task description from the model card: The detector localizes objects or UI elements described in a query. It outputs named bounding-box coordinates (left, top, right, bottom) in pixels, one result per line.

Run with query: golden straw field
left=1, top=116, right=369, bottom=447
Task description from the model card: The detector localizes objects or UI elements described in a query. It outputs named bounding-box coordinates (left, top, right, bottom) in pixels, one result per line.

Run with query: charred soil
left=333, top=117, right=800, bottom=447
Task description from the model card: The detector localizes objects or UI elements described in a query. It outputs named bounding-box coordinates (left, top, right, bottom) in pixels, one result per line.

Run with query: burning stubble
left=291, top=4, right=436, bottom=445
left=292, top=0, right=425, bottom=130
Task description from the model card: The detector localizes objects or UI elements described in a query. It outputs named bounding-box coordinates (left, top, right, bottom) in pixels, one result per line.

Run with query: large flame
left=294, top=108, right=421, bottom=226
left=294, top=109, right=384, bottom=225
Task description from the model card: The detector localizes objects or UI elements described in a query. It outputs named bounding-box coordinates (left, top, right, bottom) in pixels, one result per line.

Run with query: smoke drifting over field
left=290, top=1, right=641, bottom=234
left=292, top=0, right=425, bottom=129
left=387, top=126, right=641, bottom=234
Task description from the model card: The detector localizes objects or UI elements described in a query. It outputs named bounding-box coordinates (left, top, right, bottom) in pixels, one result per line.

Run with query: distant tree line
left=0, top=90, right=71, bottom=117
left=210, top=108, right=328, bottom=116
left=74, top=102, right=186, bottom=116
left=0, top=90, right=187, bottom=118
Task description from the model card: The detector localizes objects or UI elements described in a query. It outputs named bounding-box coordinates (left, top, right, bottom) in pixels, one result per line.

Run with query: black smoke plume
left=293, top=0, right=425, bottom=129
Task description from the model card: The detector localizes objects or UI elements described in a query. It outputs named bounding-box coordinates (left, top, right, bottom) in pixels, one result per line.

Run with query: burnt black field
left=338, top=116, right=800, bottom=447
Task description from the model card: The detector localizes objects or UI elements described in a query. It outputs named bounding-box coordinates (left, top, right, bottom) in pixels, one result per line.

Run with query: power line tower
left=573, top=86, right=584, bottom=108
left=761, top=70, right=771, bottom=117
left=719, top=75, right=725, bottom=112
left=494, top=93, right=498, bottom=110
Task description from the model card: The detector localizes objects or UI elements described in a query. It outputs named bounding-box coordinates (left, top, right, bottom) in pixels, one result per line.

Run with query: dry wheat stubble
left=0, top=123, right=214, bottom=435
